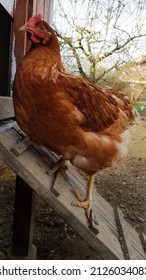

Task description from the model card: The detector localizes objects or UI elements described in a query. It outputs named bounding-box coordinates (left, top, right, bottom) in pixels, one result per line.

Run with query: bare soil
left=0, top=117, right=146, bottom=260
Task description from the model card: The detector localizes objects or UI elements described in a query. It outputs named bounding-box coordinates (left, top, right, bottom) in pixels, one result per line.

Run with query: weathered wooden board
left=0, top=96, right=14, bottom=120
left=38, top=148, right=119, bottom=237
left=11, top=136, right=31, bottom=156
left=140, top=233, right=146, bottom=253
left=115, top=208, right=146, bottom=260
left=0, top=122, right=146, bottom=260
left=0, top=123, right=124, bottom=260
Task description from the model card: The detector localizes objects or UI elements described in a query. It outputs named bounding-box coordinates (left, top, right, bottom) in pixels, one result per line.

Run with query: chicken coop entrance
left=0, top=4, right=12, bottom=96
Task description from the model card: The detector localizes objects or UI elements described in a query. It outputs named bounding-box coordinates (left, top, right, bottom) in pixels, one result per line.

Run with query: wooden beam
left=13, top=0, right=33, bottom=65
left=11, top=175, right=36, bottom=258
left=115, top=207, right=146, bottom=260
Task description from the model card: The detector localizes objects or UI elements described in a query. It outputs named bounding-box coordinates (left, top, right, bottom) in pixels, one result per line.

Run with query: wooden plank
left=68, top=167, right=119, bottom=237
left=50, top=159, right=117, bottom=232
left=140, top=233, right=146, bottom=253
left=52, top=171, right=99, bottom=234
left=10, top=136, right=30, bottom=156
left=0, top=124, right=125, bottom=259
left=0, top=96, right=14, bottom=120
left=89, top=210, right=99, bottom=235
left=114, top=207, right=130, bottom=259
left=38, top=148, right=119, bottom=236
left=51, top=172, right=123, bottom=258
left=51, top=172, right=61, bottom=197
left=115, top=207, right=146, bottom=260
left=20, top=142, right=119, bottom=237
left=0, top=121, right=15, bottom=133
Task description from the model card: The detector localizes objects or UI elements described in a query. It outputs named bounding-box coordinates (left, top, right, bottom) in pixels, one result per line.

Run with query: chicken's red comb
left=27, top=13, right=43, bottom=27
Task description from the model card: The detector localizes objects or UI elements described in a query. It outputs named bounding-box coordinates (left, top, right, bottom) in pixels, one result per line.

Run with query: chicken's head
left=20, top=14, right=52, bottom=45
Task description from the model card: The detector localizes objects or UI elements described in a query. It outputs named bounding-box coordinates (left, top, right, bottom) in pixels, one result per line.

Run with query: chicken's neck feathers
left=30, top=30, right=62, bottom=63
left=27, top=43, right=64, bottom=72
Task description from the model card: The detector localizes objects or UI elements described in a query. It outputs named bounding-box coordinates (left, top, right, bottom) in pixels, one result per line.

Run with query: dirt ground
left=0, top=116, right=146, bottom=260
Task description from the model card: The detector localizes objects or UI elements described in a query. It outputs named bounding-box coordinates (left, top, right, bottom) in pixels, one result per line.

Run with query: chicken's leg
left=47, top=158, right=68, bottom=179
left=72, top=174, right=96, bottom=219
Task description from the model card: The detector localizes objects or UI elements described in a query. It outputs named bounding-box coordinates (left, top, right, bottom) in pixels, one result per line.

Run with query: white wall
left=0, top=0, right=15, bottom=16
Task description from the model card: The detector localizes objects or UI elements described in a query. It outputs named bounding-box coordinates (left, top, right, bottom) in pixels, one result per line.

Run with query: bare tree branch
left=99, top=34, right=146, bottom=62
left=55, top=29, right=88, bottom=78
left=53, top=0, right=146, bottom=84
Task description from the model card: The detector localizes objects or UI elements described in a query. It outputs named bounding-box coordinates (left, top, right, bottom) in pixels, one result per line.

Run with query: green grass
left=134, top=101, right=146, bottom=115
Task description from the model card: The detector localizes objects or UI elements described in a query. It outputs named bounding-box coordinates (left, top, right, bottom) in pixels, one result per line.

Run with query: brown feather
left=13, top=18, right=138, bottom=177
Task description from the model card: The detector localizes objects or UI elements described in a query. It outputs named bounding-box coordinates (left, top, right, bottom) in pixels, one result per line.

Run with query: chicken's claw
left=71, top=174, right=95, bottom=221
left=72, top=200, right=91, bottom=219
left=71, top=189, right=92, bottom=220
left=47, top=158, right=68, bottom=180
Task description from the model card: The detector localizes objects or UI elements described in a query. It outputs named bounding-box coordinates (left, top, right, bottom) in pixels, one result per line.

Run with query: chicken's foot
left=47, top=158, right=68, bottom=179
left=72, top=174, right=96, bottom=220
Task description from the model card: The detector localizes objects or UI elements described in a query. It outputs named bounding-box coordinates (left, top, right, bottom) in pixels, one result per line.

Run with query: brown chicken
left=13, top=14, right=138, bottom=220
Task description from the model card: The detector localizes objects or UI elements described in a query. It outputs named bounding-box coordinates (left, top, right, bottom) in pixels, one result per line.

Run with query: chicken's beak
left=19, top=25, right=34, bottom=33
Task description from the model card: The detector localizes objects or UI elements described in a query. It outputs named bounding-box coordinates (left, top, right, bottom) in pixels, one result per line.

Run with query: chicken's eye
left=40, top=26, right=45, bottom=31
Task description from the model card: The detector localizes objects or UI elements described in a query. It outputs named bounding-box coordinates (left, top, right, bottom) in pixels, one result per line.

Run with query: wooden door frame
left=13, top=0, right=33, bottom=66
